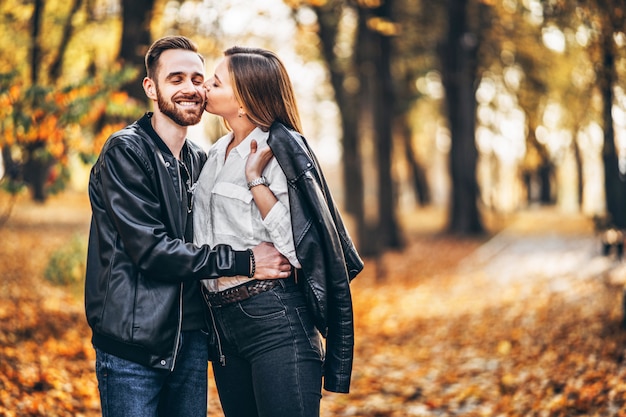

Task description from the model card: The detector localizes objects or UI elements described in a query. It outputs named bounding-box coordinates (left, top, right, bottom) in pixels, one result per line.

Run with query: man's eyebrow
left=164, top=71, right=204, bottom=80
left=165, top=71, right=184, bottom=80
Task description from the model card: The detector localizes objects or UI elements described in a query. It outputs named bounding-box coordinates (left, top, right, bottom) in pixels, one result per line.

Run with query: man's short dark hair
left=144, top=36, right=204, bottom=79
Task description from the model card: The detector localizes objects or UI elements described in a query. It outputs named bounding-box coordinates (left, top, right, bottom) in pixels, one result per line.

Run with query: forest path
left=329, top=206, right=626, bottom=416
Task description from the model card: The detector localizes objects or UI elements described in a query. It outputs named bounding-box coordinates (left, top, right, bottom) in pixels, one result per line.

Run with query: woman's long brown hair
left=224, top=46, right=303, bottom=133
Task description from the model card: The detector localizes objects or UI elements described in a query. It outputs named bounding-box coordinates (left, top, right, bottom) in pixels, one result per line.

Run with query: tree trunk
left=373, top=0, right=402, bottom=251
left=398, top=114, right=431, bottom=206
left=440, top=0, right=484, bottom=235
left=573, top=139, right=583, bottom=207
left=525, top=120, right=554, bottom=205
left=30, top=0, right=44, bottom=85
left=49, top=0, right=85, bottom=83
left=24, top=0, right=53, bottom=202
left=23, top=143, right=53, bottom=203
left=538, top=161, right=554, bottom=204
left=1, top=146, right=19, bottom=182
left=355, top=6, right=381, bottom=257
left=313, top=1, right=365, bottom=248
left=119, top=0, right=155, bottom=101
left=599, top=28, right=626, bottom=228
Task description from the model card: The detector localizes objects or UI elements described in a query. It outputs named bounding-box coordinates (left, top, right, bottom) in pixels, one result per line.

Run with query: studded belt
left=201, top=279, right=282, bottom=306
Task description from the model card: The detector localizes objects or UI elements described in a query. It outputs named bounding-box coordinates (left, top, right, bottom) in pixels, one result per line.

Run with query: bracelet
left=247, top=176, right=269, bottom=190
left=247, top=248, right=256, bottom=278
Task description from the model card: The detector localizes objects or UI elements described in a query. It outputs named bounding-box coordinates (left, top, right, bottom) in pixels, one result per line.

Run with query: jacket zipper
left=207, top=304, right=226, bottom=366
left=170, top=283, right=184, bottom=371
left=170, top=157, right=186, bottom=372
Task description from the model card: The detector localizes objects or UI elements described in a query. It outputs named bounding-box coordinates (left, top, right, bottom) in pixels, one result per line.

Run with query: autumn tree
left=0, top=0, right=141, bottom=202
left=20, top=0, right=87, bottom=201
left=475, top=1, right=561, bottom=207
left=118, top=0, right=156, bottom=101
left=440, top=0, right=485, bottom=234
left=2, top=0, right=81, bottom=201
left=578, top=0, right=626, bottom=228
left=293, top=0, right=489, bottom=245
left=291, top=0, right=405, bottom=257
left=493, top=2, right=555, bottom=205
left=392, top=0, right=444, bottom=207
left=305, top=0, right=365, bottom=245
left=355, top=0, right=403, bottom=254
left=541, top=0, right=626, bottom=223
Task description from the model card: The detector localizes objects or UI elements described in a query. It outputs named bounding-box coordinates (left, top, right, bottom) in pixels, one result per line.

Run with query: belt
left=202, top=279, right=282, bottom=307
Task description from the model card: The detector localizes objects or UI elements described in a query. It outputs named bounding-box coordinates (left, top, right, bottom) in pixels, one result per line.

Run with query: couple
left=84, top=35, right=363, bottom=417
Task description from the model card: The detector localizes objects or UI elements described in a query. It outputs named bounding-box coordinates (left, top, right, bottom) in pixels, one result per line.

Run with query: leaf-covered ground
left=1, top=192, right=626, bottom=417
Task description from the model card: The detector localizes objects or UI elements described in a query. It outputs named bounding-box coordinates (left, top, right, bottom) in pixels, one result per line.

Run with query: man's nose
left=181, top=79, right=201, bottom=94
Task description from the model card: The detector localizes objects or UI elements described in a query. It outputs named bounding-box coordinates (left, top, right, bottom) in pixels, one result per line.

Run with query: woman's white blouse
left=193, top=127, right=301, bottom=292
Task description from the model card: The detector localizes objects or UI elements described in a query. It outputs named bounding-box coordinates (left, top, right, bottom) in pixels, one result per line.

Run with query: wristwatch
left=247, top=176, right=269, bottom=190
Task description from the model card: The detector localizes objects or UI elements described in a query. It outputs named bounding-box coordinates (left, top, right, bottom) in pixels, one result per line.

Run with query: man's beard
left=156, top=89, right=203, bottom=126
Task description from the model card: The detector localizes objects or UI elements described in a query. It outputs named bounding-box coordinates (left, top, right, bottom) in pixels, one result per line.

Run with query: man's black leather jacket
left=268, top=122, right=364, bottom=393
left=85, top=114, right=250, bottom=371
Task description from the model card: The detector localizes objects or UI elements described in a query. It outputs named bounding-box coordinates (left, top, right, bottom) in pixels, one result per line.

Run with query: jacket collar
left=267, top=122, right=315, bottom=181
left=138, top=112, right=190, bottom=161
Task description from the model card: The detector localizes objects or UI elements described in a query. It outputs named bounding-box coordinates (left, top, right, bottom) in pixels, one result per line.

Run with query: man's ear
left=143, top=77, right=156, bottom=100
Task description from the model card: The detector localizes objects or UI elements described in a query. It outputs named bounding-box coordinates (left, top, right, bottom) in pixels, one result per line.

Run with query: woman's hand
left=245, top=139, right=274, bottom=181
left=245, top=139, right=279, bottom=220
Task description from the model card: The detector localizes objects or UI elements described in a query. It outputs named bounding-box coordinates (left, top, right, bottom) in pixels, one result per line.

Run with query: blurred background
left=2, top=0, right=625, bottom=258
left=4, top=1, right=626, bottom=416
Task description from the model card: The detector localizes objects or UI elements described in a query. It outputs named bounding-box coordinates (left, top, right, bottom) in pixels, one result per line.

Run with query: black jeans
left=210, top=279, right=324, bottom=417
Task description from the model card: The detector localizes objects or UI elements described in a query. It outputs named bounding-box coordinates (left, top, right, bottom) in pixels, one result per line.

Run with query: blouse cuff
left=262, top=201, right=288, bottom=229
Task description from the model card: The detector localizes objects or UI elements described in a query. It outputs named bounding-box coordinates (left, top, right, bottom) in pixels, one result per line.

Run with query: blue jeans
left=95, top=330, right=209, bottom=417
left=210, top=279, right=324, bottom=417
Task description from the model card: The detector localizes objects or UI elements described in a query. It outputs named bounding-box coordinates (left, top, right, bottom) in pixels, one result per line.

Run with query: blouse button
left=165, top=162, right=171, bottom=167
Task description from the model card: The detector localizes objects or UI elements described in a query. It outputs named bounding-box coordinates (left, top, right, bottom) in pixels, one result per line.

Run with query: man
left=85, top=36, right=291, bottom=417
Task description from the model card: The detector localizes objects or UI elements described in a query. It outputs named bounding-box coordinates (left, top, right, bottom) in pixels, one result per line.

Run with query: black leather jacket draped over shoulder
left=85, top=114, right=250, bottom=371
left=267, top=122, right=364, bottom=393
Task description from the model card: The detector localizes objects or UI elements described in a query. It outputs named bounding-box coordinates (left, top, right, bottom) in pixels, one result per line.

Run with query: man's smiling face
left=153, top=49, right=206, bottom=126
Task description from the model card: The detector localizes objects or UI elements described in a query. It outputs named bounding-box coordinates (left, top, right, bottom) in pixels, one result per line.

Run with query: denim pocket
left=296, top=306, right=324, bottom=359
left=236, top=291, right=287, bottom=320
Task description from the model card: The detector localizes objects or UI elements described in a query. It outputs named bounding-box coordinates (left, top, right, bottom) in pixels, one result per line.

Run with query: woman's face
left=204, top=57, right=240, bottom=120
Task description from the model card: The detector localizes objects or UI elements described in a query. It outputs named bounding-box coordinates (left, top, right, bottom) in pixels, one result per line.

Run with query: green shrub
left=44, top=234, right=87, bottom=287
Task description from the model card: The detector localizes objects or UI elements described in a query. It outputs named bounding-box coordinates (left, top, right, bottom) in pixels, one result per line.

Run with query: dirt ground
left=1, top=191, right=626, bottom=416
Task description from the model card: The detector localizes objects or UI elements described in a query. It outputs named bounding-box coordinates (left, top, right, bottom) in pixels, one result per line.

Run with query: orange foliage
left=0, top=72, right=142, bottom=184
left=91, top=123, right=125, bottom=155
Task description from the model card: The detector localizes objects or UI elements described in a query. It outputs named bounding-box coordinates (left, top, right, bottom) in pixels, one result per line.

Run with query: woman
left=194, top=46, right=363, bottom=417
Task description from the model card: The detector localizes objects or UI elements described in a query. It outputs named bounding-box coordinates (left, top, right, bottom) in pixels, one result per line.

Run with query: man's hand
left=252, top=242, right=292, bottom=279
left=245, top=140, right=274, bottom=181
